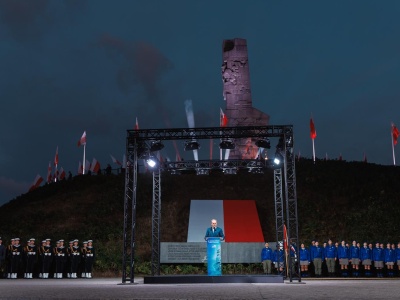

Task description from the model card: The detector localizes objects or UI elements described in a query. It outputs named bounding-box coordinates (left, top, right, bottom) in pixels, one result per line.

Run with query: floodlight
left=255, top=138, right=271, bottom=149
left=274, top=152, right=284, bottom=165
left=184, top=140, right=200, bottom=151
left=219, top=139, right=235, bottom=150
left=150, top=140, right=164, bottom=152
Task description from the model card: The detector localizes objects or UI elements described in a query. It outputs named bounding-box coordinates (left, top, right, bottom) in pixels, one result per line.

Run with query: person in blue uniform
left=84, top=240, right=95, bottom=278
left=324, top=239, right=337, bottom=277
left=299, top=243, right=311, bottom=277
left=372, top=242, right=384, bottom=278
left=204, top=219, right=225, bottom=241
left=360, top=242, right=372, bottom=277
left=273, top=244, right=285, bottom=274
left=384, top=243, right=395, bottom=277
left=9, top=238, right=22, bottom=279
left=337, top=240, right=350, bottom=277
left=311, top=241, right=324, bottom=277
left=69, top=239, right=81, bottom=279
left=261, top=242, right=274, bottom=275
left=54, top=240, right=67, bottom=279
left=350, top=240, right=361, bottom=277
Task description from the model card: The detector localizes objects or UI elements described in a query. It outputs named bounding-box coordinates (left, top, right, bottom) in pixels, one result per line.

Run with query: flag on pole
left=47, top=162, right=52, bottom=183
left=77, top=131, right=87, bottom=147
left=110, top=154, right=122, bottom=166
left=339, top=153, right=342, bottom=161
left=29, top=174, right=44, bottom=192
left=283, top=224, right=289, bottom=252
left=392, top=123, right=399, bottom=146
left=90, top=158, right=101, bottom=173
left=54, top=146, right=59, bottom=166
left=134, top=117, right=139, bottom=130
left=59, top=167, right=66, bottom=180
left=310, top=118, right=317, bottom=139
left=220, top=108, right=228, bottom=127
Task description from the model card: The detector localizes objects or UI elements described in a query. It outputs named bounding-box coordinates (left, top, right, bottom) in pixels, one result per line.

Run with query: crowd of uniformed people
left=262, top=239, right=400, bottom=278
left=0, top=237, right=95, bottom=279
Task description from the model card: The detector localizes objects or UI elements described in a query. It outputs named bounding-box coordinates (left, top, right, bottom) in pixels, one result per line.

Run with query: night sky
left=1, top=0, right=399, bottom=205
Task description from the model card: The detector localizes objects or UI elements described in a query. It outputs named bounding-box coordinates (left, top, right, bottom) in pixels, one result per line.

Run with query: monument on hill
left=222, top=38, right=270, bottom=159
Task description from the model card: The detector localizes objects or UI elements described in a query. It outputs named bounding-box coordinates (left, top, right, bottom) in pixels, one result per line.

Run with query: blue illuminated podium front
left=206, top=237, right=222, bottom=276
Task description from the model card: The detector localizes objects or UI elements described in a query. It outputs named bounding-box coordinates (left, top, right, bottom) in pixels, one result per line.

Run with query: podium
left=206, top=237, right=222, bottom=276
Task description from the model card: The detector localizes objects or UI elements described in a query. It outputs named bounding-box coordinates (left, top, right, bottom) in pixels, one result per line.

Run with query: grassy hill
left=1, top=159, right=400, bottom=275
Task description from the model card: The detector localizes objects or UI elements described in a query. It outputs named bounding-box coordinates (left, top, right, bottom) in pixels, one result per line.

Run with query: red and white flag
left=90, top=158, right=101, bottom=173
left=392, top=123, right=399, bottom=146
left=110, top=154, right=122, bottom=166
left=29, top=174, right=43, bottom=192
left=220, top=108, right=228, bottom=127
left=310, top=118, right=317, bottom=139
left=78, top=161, right=83, bottom=175
left=54, top=146, right=59, bottom=166
left=283, top=224, right=289, bottom=252
left=134, top=117, right=139, bottom=130
left=77, top=131, right=87, bottom=147
left=59, top=167, right=66, bottom=180
left=47, top=162, right=52, bottom=183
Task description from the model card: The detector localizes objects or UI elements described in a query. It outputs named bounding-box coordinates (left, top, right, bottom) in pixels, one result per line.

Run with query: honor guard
left=80, top=241, right=88, bottom=278
left=69, top=239, right=81, bottom=279
left=66, top=241, right=73, bottom=278
left=24, top=238, right=37, bottom=279
left=9, top=238, right=22, bottom=279
left=39, top=239, right=53, bottom=279
left=54, top=240, right=67, bottom=278
left=0, top=237, right=5, bottom=279
left=84, top=240, right=95, bottom=278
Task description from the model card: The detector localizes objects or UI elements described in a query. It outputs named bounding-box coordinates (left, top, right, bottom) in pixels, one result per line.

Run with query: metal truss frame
left=122, top=125, right=300, bottom=283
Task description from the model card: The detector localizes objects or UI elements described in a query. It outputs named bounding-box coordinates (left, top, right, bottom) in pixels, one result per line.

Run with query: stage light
left=223, top=168, right=237, bottom=175
left=274, top=152, right=284, bottom=165
left=255, top=138, right=271, bottom=149
left=196, top=168, right=209, bottom=175
left=150, top=140, right=164, bottom=152
left=170, top=169, right=181, bottom=175
left=146, top=158, right=157, bottom=168
left=219, top=139, right=235, bottom=150
left=184, top=140, right=200, bottom=151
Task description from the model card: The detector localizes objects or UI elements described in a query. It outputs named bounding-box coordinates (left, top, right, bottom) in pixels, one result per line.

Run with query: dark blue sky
left=1, top=0, right=399, bottom=205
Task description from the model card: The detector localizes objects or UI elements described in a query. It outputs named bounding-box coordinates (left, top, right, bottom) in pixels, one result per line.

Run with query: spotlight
left=145, top=155, right=159, bottom=168
left=150, top=140, right=164, bottom=152
left=223, top=168, right=237, bottom=175
left=255, top=138, right=271, bottom=149
left=219, top=139, right=235, bottom=150
left=184, top=140, right=200, bottom=151
left=274, top=152, right=284, bottom=165
left=196, top=168, right=209, bottom=175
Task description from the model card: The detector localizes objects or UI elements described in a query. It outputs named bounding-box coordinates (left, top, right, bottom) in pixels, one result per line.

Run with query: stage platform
left=143, top=274, right=284, bottom=284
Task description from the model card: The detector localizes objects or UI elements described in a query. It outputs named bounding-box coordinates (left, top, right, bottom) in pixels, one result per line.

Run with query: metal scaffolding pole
left=151, top=170, right=161, bottom=275
left=274, top=169, right=285, bottom=276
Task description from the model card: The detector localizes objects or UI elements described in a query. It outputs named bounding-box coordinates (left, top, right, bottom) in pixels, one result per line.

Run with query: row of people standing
left=299, top=240, right=400, bottom=277
left=0, top=237, right=95, bottom=279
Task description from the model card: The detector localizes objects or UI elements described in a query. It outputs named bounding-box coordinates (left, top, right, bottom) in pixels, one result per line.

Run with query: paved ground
left=1, top=278, right=400, bottom=299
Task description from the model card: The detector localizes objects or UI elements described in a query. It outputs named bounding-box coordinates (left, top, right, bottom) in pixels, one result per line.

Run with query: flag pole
left=312, top=138, right=316, bottom=163
left=392, top=128, right=396, bottom=166
left=83, top=144, right=86, bottom=174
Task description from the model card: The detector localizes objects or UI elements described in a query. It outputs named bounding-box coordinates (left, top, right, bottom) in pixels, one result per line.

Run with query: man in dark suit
left=204, top=219, right=225, bottom=241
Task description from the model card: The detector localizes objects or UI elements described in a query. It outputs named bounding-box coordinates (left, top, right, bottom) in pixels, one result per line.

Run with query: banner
left=207, top=237, right=222, bottom=276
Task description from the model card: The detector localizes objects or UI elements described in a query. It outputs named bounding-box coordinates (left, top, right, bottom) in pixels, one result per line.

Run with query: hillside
left=1, top=159, right=400, bottom=274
